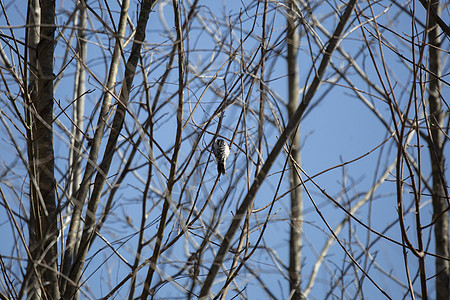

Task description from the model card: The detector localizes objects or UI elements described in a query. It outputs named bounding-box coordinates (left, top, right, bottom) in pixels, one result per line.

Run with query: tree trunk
left=428, top=1, right=449, bottom=299
left=33, top=0, right=60, bottom=298
left=24, top=0, right=40, bottom=298
left=286, top=1, right=304, bottom=299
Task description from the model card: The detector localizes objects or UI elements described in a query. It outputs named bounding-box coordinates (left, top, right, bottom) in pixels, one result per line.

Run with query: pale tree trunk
left=62, top=3, right=87, bottom=299
left=69, top=1, right=86, bottom=215
left=34, top=0, right=60, bottom=298
left=286, top=1, right=304, bottom=299
left=24, top=0, right=40, bottom=298
left=428, top=1, right=449, bottom=299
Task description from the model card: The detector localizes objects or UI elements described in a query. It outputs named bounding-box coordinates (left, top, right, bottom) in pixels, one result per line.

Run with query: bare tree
left=0, top=0, right=448, bottom=299
left=427, top=1, right=449, bottom=299
left=286, top=0, right=304, bottom=299
left=25, top=0, right=60, bottom=298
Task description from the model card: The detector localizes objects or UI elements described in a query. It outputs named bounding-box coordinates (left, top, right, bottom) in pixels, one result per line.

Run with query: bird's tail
left=217, top=160, right=226, bottom=175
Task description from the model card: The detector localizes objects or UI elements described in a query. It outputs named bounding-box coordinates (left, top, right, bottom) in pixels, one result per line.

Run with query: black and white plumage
left=212, top=139, right=230, bottom=175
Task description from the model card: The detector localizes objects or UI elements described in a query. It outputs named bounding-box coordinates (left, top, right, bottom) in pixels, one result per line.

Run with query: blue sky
left=0, top=0, right=449, bottom=299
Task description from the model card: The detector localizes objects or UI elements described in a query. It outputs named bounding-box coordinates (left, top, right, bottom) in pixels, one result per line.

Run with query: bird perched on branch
left=212, top=139, right=230, bottom=176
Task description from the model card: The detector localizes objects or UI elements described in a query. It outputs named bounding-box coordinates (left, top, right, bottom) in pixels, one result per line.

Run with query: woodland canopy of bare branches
left=0, top=0, right=448, bottom=299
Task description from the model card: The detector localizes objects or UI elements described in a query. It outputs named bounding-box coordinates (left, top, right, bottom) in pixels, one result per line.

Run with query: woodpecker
left=212, top=139, right=230, bottom=175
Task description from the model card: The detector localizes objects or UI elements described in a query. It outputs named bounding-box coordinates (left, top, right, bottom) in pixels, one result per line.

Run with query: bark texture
left=428, top=1, right=449, bottom=299
left=33, top=0, right=60, bottom=298
left=286, top=1, right=305, bottom=299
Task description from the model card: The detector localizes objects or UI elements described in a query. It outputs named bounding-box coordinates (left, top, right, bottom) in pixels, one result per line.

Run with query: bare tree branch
left=199, top=0, right=358, bottom=297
